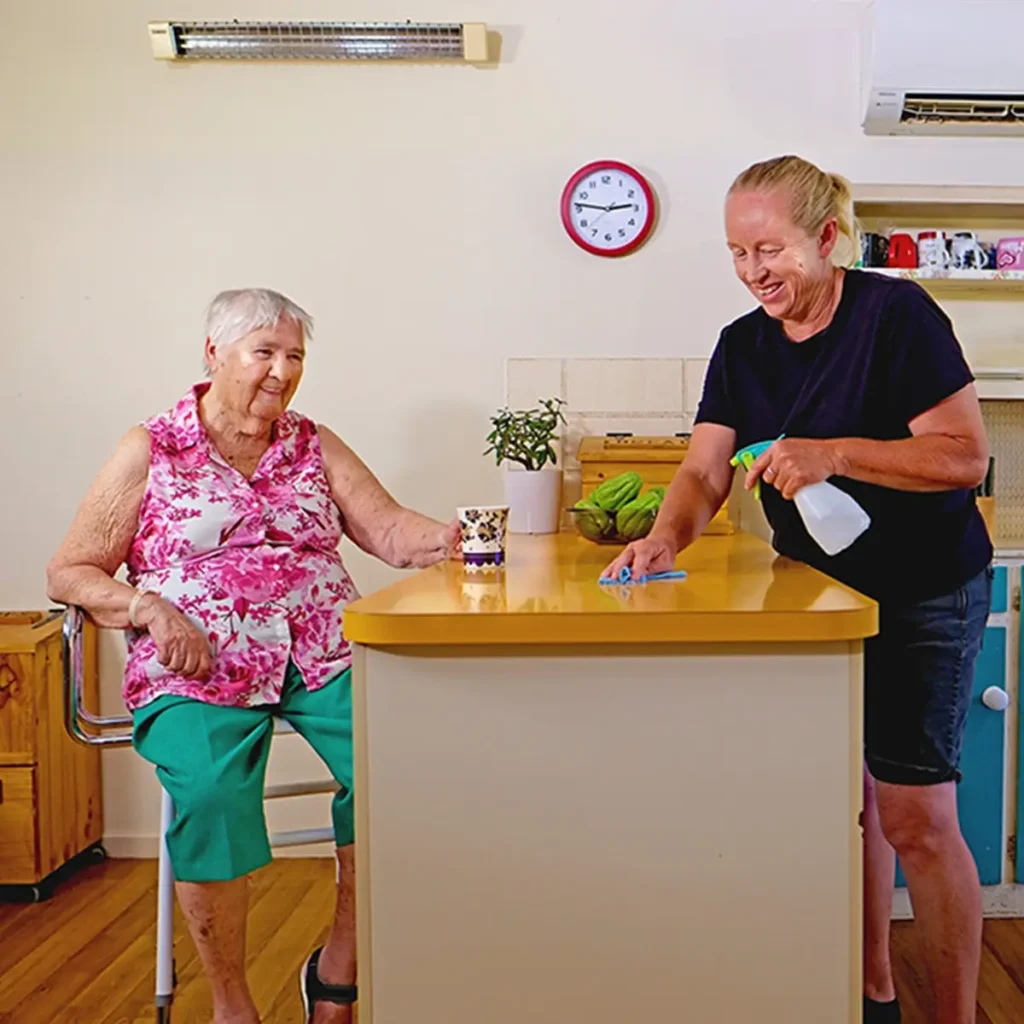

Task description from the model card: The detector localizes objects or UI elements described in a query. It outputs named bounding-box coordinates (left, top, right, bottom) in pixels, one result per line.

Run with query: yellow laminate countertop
left=343, top=531, right=878, bottom=647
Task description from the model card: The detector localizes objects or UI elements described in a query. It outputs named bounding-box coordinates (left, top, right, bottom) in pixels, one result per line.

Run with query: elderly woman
left=604, top=156, right=991, bottom=1024
left=47, top=288, right=458, bottom=1024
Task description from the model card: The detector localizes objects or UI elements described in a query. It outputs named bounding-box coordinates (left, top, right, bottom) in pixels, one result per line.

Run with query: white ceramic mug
left=918, top=230, right=950, bottom=269
left=457, top=505, right=510, bottom=571
left=951, top=231, right=986, bottom=270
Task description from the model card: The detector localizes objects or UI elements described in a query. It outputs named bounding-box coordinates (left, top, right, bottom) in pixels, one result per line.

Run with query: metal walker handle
left=62, top=605, right=133, bottom=747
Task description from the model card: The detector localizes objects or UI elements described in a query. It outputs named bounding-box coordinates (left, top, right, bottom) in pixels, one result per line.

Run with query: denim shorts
left=864, top=565, right=993, bottom=786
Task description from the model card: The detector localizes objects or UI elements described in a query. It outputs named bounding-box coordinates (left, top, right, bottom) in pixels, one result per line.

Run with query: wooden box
left=0, top=611, right=103, bottom=890
left=577, top=435, right=735, bottom=535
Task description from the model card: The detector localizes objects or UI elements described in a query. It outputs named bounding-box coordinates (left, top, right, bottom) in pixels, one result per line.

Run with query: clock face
left=560, top=160, right=656, bottom=257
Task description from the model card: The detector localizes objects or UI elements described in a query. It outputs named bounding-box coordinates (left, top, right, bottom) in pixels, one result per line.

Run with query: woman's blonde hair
left=728, top=155, right=860, bottom=267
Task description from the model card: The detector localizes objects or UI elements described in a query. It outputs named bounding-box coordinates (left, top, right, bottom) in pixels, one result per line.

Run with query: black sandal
left=863, top=995, right=901, bottom=1023
left=300, top=947, right=357, bottom=1021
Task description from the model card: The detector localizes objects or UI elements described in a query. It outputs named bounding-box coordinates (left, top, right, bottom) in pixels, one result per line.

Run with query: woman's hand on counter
left=600, top=533, right=678, bottom=581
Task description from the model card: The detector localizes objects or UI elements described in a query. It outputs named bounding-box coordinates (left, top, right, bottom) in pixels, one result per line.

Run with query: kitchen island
left=344, top=531, right=877, bottom=1024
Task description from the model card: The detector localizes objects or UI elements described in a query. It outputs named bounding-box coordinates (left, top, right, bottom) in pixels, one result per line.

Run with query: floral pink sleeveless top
left=122, top=383, right=360, bottom=711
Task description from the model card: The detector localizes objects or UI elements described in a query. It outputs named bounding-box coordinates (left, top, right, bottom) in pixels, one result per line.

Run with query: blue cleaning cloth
left=598, top=567, right=688, bottom=586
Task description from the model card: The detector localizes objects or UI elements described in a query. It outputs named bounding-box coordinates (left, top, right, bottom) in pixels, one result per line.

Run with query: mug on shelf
left=996, top=237, right=1024, bottom=271
left=951, top=231, right=987, bottom=271
left=860, top=232, right=889, bottom=268
left=917, top=230, right=950, bottom=269
left=886, top=232, right=918, bottom=268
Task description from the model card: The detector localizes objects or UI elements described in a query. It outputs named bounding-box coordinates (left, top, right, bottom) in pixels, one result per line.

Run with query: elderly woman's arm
left=46, top=428, right=150, bottom=627
left=47, top=428, right=211, bottom=678
left=318, top=426, right=458, bottom=569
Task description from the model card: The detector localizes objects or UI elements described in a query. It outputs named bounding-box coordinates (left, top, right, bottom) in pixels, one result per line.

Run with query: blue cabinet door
left=896, top=565, right=1009, bottom=889
left=958, top=624, right=1006, bottom=885
left=1019, top=643, right=1024, bottom=882
left=991, top=565, right=1009, bottom=614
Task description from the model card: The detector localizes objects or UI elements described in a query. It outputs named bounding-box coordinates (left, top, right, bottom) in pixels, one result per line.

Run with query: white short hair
left=205, top=287, right=314, bottom=351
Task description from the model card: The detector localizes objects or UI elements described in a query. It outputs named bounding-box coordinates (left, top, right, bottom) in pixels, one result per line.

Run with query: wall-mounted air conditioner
left=862, top=1, right=1024, bottom=136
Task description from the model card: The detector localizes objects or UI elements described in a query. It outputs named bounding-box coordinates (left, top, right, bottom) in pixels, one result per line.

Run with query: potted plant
left=484, top=397, right=567, bottom=534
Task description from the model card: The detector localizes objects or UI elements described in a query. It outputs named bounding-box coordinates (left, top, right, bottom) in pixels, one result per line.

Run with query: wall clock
left=560, top=160, right=656, bottom=257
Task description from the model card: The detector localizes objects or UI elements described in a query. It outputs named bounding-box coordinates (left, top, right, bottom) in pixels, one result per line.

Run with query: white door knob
left=982, top=686, right=1010, bottom=712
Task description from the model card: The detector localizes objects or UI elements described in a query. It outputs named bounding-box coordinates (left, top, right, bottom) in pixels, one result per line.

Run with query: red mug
left=887, top=232, right=918, bottom=268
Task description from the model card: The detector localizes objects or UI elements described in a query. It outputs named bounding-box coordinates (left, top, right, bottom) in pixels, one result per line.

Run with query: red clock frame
left=560, top=159, right=656, bottom=258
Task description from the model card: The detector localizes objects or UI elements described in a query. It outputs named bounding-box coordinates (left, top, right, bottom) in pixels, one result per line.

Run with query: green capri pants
left=132, top=662, right=354, bottom=883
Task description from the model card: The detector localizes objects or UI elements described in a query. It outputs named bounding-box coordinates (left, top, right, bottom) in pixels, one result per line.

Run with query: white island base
left=352, top=641, right=864, bottom=1024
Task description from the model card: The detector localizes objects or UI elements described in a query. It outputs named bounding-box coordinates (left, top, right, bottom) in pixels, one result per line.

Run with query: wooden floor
left=0, top=859, right=336, bottom=1024
left=1, top=859, right=1023, bottom=1023
left=891, top=916, right=1024, bottom=1024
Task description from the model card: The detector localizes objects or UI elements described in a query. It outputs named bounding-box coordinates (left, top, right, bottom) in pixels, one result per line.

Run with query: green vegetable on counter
left=571, top=475, right=668, bottom=543
left=615, top=489, right=664, bottom=540
left=587, top=471, right=643, bottom=511
left=572, top=497, right=612, bottom=541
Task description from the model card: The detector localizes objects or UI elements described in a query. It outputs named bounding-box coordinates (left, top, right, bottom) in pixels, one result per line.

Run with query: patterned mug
left=996, top=237, right=1024, bottom=270
left=951, top=231, right=986, bottom=270
left=917, top=230, right=950, bottom=269
left=860, top=232, right=889, bottom=268
left=457, top=505, right=510, bottom=571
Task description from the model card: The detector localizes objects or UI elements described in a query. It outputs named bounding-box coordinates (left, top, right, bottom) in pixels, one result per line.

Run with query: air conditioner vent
left=900, top=94, right=1024, bottom=127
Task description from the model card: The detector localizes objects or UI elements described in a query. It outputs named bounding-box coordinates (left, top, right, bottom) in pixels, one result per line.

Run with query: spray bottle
left=731, top=435, right=871, bottom=556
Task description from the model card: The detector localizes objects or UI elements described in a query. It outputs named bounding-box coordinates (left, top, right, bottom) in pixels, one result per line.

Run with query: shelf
left=853, top=184, right=1024, bottom=226
left=976, top=375, right=1024, bottom=401
left=853, top=184, right=1024, bottom=232
left=975, top=364, right=1024, bottom=399
left=853, top=184, right=1024, bottom=207
left=870, top=268, right=1024, bottom=294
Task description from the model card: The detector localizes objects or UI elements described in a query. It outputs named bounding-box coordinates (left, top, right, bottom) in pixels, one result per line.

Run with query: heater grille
left=149, top=21, right=484, bottom=61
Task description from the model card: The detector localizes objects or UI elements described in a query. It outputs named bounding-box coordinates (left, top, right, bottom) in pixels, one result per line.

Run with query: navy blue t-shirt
left=695, top=269, right=992, bottom=604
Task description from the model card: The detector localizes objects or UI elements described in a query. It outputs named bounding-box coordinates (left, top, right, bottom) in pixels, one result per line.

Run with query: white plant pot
left=505, top=468, right=562, bottom=534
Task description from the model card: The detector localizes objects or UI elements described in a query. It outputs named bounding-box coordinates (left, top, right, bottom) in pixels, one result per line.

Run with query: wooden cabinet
left=0, top=612, right=103, bottom=896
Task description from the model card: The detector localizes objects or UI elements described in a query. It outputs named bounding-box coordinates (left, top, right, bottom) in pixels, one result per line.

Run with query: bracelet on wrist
left=128, top=589, right=157, bottom=628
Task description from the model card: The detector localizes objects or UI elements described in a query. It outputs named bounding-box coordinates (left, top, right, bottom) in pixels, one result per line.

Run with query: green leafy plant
left=484, top=397, right=567, bottom=472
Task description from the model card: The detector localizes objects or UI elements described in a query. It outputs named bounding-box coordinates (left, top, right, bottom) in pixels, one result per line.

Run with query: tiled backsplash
left=564, top=359, right=685, bottom=414
left=505, top=357, right=708, bottom=509
left=508, top=359, right=1024, bottom=550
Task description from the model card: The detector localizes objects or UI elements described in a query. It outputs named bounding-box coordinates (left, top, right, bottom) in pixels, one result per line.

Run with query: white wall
left=5, top=0, right=1024, bottom=848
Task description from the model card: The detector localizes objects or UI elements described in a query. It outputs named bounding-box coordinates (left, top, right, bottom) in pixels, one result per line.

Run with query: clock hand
left=608, top=203, right=634, bottom=211
left=574, top=203, right=606, bottom=211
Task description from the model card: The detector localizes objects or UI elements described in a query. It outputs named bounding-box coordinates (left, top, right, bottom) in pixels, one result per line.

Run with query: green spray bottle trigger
left=729, top=433, right=872, bottom=556
left=729, top=435, right=785, bottom=501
